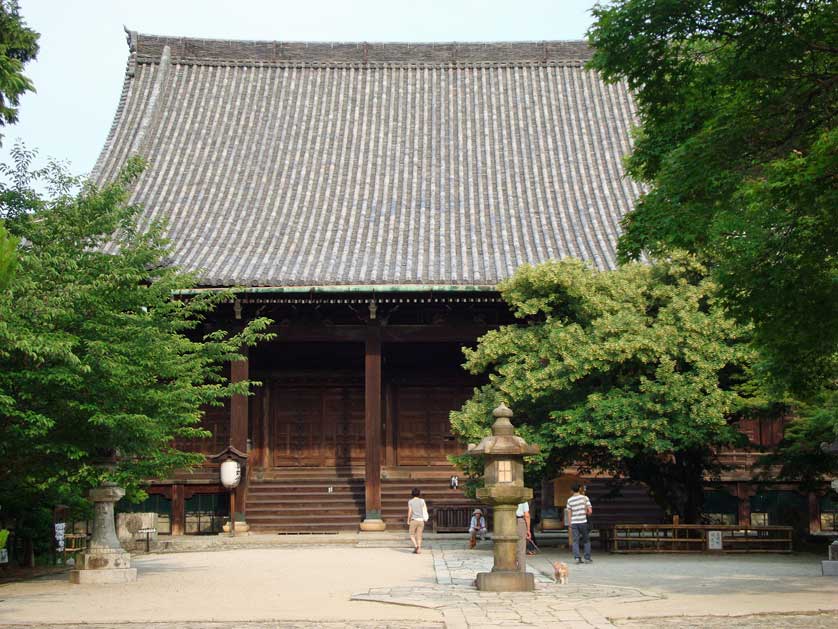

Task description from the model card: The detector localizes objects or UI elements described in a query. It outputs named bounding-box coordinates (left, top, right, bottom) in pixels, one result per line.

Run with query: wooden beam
left=363, top=323, right=384, bottom=527
left=266, top=323, right=491, bottom=343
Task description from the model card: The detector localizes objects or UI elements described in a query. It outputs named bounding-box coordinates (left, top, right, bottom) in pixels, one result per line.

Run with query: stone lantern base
left=476, top=570, right=535, bottom=592
left=69, top=549, right=137, bottom=584
left=359, top=518, right=387, bottom=532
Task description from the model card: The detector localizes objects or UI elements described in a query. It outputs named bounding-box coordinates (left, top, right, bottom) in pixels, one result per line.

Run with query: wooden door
left=272, top=386, right=324, bottom=466
left=395, top=385, right=471, bottom=466
left=323, top=387, right=365, bottom=467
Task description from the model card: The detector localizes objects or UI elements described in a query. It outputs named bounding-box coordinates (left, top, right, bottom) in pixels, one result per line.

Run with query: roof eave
left=172, top=284, right=499, bottom=296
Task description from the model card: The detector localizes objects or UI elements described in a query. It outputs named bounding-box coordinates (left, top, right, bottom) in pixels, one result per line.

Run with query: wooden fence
left=611, top=523, right=793, bottom=553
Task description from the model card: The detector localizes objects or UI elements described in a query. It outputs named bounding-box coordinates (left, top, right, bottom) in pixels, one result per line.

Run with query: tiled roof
left=94, top=32, right=641, bottom=287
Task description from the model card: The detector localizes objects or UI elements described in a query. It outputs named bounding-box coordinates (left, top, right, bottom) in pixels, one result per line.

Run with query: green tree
left=451, top=255, right=758, bottom=522
left=761, top=388, right=838, bottom=490
left=0, top=221, right=14, bottom=289
left=0, top=155, right=272, bottom=541
left=0, top=1, right=38, bottom=136
left=588, top=0, right=837, bottom=395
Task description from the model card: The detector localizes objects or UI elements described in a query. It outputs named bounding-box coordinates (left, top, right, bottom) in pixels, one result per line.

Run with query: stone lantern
left=466, top=403, right=540, bottom=591
left=70, top=451, right=137, bottom=584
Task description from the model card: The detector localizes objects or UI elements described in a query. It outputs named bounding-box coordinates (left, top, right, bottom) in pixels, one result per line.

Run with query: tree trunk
left=626, top=450, right=708, bottom=524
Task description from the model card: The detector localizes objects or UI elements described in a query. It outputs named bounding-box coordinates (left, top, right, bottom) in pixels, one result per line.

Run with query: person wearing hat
left=468, top=508, right=488, bottom=549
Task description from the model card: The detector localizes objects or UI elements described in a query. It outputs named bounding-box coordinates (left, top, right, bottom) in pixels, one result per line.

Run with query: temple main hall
left=98, top=32, right=819, bottom=537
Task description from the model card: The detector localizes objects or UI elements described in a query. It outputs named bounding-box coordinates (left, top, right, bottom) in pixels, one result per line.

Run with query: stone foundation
left=70, top=567, right=138, bottom=584
left=360, top=518, right=387, bottom=532
left=475, top=570, right=535, bottom=592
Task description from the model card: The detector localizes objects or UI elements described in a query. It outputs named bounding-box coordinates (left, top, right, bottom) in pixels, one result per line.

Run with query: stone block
left=78, top=549, right=132, bottom=571
left=69, top=567, right=137, bottom=584
left=822, top=560, right=838, bottom=576
left=476, top=570, right=535, bottom=592
left=116, top=512, right=157, bottom=546
left=222, top=520, right=250, bottom=534
left=829, top=541, right=838, bottom=561
left=359, top=518, right=387, bottom=532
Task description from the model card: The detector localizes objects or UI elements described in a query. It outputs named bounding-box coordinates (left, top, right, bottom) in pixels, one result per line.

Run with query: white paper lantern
left=220, top=459, right=241, bottom=489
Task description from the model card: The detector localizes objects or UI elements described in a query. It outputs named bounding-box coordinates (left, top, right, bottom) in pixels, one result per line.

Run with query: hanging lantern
left=220, top=459, right=241, bottom=489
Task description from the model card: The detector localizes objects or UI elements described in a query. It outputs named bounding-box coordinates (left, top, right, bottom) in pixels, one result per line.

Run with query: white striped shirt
left=566, top=494, right=591, bottom=524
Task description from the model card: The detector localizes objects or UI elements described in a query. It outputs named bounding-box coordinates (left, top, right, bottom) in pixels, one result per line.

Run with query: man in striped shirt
left=566, top=483, right=593, bottom=564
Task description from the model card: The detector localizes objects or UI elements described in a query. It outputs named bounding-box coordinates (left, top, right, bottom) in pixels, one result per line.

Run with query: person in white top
left=515, top=501, right=531, bottom=572
left=407, top=487, right=428, bottom=554
left=565, top=483, right=593, bottom=564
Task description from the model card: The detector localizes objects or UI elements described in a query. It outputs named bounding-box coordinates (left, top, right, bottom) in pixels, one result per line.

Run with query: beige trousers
left=409, top=519, right=425, bottom=548
left=516, top=517, right=527, bottom=572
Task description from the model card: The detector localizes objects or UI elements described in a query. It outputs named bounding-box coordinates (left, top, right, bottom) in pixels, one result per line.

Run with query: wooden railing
left=611, top=524, right=793, bottom=553
left=432, top=504, right=492, bottom=533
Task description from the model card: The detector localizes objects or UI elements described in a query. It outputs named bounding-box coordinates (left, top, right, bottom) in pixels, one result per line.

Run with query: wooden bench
left=611, top=524, right=793, bottom=553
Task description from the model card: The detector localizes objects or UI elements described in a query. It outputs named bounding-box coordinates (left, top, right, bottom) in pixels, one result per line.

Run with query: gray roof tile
left=94, top=33, right=641, bottom=287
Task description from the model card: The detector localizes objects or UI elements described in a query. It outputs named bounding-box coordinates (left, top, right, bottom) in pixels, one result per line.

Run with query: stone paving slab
left=614, top=611, right=838, bottom=628
left=350, top=547, right=663, bottom=627
left=0, top=620, right=445, bottom=629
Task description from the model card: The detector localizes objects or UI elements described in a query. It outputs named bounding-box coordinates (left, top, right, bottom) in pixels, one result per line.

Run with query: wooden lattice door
left=395, top=385, right=471, bottom=466
left=271, top=386, right=324, bottom=466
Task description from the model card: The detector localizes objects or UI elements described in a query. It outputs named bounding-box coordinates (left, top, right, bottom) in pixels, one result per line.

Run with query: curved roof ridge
left=125, top=30, right=593, bottom=65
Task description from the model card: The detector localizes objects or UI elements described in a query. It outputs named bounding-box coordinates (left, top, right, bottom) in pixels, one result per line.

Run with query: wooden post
left=808, top=492, right=820, bottom=534
left=230, top=491, right=236, bottom=537
left=230, top=349, right=249, bottom=519
left=171, top=485, right=185, bottom=536
left=261, top=385, right=270, bottom=470
left=360, top=323, right=385, bottom=531
left=736, top=483, right=752, bottom=527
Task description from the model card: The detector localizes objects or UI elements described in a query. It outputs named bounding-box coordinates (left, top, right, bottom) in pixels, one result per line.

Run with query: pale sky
left=2, top=0, right=597, bottom=177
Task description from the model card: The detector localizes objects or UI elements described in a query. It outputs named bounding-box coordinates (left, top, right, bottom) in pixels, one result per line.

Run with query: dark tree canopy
left=588, top=0, right=837, bottom=394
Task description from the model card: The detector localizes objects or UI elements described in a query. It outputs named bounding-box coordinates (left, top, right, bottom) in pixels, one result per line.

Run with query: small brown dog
left=553, top=561, right=569, bottom=584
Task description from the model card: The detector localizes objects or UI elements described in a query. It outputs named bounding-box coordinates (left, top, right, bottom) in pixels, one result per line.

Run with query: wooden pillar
left=808, top=492, right=821, bottom=534
left=736, top=483, right=752, bottom=527
left=230, top=349, right=249, bottom=517
left=260, top=384, right=270, bottom=470
left=360, top=323, right=386, bottom=531
left=171, top=484, right=185, bottom=536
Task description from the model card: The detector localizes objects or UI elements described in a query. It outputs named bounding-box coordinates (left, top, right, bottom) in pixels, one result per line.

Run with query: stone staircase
left=246, top=468, right=365, bottom=533
left=245, top=467, right=476, bottom=533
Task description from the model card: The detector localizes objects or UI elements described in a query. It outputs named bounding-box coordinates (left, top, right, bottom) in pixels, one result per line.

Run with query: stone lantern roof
left=467, top=403, right=540, bottom=456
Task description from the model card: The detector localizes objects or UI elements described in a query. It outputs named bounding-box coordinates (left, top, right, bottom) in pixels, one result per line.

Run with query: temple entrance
left=270, top=383, right=364, bottom=467
left=251, top=340, right=480, bottom=469
left=393, top=384, right=472, bottom=466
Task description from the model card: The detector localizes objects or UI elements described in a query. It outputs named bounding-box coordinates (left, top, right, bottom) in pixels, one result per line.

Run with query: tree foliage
left=0, top=220, right=14, bottom=289
left=0, top=1, right=38, bottom=136
left=588, top=0, right=837, bottom=394
left=0, top=153, right=273, bottom=533
left=451, top=255, right=760, bottom=522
